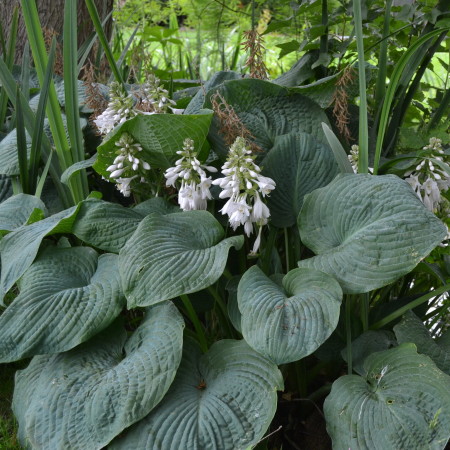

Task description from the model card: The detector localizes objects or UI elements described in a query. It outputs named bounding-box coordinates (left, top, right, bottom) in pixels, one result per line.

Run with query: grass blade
left=20, top=42, right=31, bottom=102
left=0, top=6, right=18, bottom=130
left=28, top=38, right=56, bottom=194
left=85, top=0, right=125, bottom=88
left=353, top=0, right=369, bottom=174
left=77, top=11, right=112, bottom=73
left=373, top=28, right=449, bottom=174
left=15, top=85, right=28, bottom=193
left=63, top=0, right=88, bottom=197
left=322, top=123, right=354, bottom=174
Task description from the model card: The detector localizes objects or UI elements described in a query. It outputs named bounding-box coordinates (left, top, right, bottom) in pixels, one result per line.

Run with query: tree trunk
left=0, top=0, right=113, bottom=65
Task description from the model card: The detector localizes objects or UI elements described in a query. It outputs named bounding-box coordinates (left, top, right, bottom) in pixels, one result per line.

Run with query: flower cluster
left=212, top=136, right=275, bottom=253
left=106, top=133, right=151, bottom=197
left=164, top=138, right=217, bottom=211
left=348, top=144, right=360, bottom=173
left=405, top=137, right=450, bottom=214
left=94, top=82, right=136, bottom=135
left=134, top=74, right=176, bottom=114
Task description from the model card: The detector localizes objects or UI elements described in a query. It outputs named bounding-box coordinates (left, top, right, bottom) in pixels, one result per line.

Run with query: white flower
left=164, top=138, right=216, bottom=211
left=94, top=82, right=136, bottom=135
left=106, top=133, right=151, bottom=197
left=214, top=136, right=275, bottom=252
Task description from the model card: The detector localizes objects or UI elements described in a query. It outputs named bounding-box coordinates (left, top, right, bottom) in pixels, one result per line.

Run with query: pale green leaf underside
left=262, top=132, right=339, bottom=227
left=0, top=193, right=45, bottom=235
left=13, top=302, right=184, bottom=450
left=238, top=266, right=342, bottom=364
left=394, top=311, right=450, bottom=375
left=0, top=247, right=125, bottom=362
left=298, top=174, right=447, bottom=294
left=0, top=204, right=80, bottom=302
left=94, top=113, right=213, bottom=178
left=110, top=339, right=283, bottom=450
left=324, top=344, right=450, bottom=450
left=119, top=210, right=244, bottom=308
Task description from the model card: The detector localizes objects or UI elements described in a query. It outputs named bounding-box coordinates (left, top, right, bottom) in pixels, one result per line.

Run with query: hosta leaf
left=342, top=330, right=397, bottom=376
left=93, top=113, right=213, bottom=178
left=0, top=247, right=125, bottom=362
left=203, top=78, right=329, bottom=158
left=184, top=70, right=241, bottom=115
left=262, top=132, right=339, bottom=228
left=324, top=344, right=450, bottom=450
left=298, top=174, right=447, bottom=294
left=226, top=276, right=242, bottom=333
left=0, top=175, right=13, bottom=203
left=110, top=339, right=283, bottom=449
left=0, top=204, right=80, bottom=303
left=13, top=302, right=184, bottom=450
left=394, top=311, right=450, bottom=375
left=0, top=193, right=45, bottom=235
left=238, top=266, right=342, bottom=364
left=73, top=198, right=180, bottom=253
left=119, top=210, right=243, bottom=308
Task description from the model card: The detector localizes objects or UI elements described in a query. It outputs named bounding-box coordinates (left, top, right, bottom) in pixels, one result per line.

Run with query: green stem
left=207, top=286, right=235, bottom=338
left=261, top=226, right=277, bottom=275
left=353, top=0, right=368, bottom=174
left=345, top=296, right=353, bottom=375
left=180, top=294, right=208, bottom=353
left=361, top=293, right=369, bottom=332
left=371, top=284, right=450, bottom=330
left=284, top=227, right=290, bottom=273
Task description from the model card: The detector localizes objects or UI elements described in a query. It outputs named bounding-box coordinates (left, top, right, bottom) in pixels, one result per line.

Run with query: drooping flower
left=94, top=82, right=136, bottom=134
left=164, top=138, right=217, bottom=211
left=106, top=133, right=151, bottom=197
left=404, top=137, right=450, bottom=214
left=212, top=136, right=276, bottom=254
left=134, top=74, right=177, bottom=114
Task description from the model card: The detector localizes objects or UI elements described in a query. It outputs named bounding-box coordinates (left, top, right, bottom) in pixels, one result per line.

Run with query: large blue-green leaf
left=72, top=198, right=179, bottom=253
left=238, top=266, right=342, bottom=364
left=119, top=210, right=243, bottom=308
left=202, top=78, right=329, bottom=159
left=13, top=302, right=184, bottom=449
left=262, top=132, right=339, bottom=228
left=0, top=204, right=80, bottom=303
left=110, top=339, right=283, bottom=449
left=0, top=193, right=45, bottom=235
left=94, top=113, right=213, bottom=178
left=324, top=344, right=450, bottom=449
left=394, top=311, right=450, bottom=375
left=0, top=247, right=125, bottom=362
left=184, top=70, right=241, bottom=115
left=298, top=174, right=447, bottom=294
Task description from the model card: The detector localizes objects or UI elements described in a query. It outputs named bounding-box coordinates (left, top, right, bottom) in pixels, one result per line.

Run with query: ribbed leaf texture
left=119, top=210, right=244, bottom=308
left=324, top=344, right=450, bottom=450
left=110, top=339, right=283, bottom=449
left=0, top=247, right=125, bottom=362
left=238, top=266, right=342, bottom=364
left=298, top=174, right=447, bottom=293
left=13, top=302, right=184, bottom=449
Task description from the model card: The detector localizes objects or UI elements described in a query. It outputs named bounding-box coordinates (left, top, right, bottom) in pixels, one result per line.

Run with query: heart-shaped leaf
left=109, top=339, right=283, bottom=449
left=0, top=204, right=80, bottom=303
left=0, top=193, right=45, bottom=235
left=119, top=210, right=244, bottom=308
left=73, top=198, right=181, bottom=253
left=238, top=266, right=342, bottom=364
left=0, top=247, right=125, bottom=362
left=298, top=174, right=447, bottom=294
left=94, top=113, right=213, bottom=178
left=324, top=344, right=450, bottom=449
left=394, top=311, right=450, bottom=375
left=13, top=302, right=184, bottom=449
left=262, top=132, right=339, bottom=227
left=202, top=78, right=329, bottom=158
